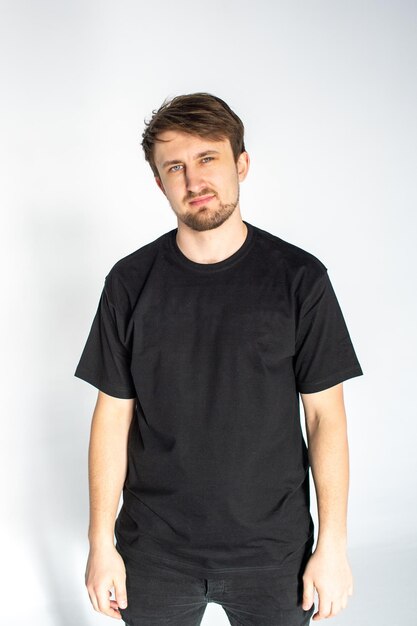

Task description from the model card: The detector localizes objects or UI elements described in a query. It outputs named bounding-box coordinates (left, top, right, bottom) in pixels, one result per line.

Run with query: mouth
left=189, top=194, right=216, bottom=206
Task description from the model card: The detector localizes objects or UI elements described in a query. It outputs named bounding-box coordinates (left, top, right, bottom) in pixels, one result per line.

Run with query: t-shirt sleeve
left=293, top=269, right=364, bottom=394
left=74, top=273, right=137, bottom=399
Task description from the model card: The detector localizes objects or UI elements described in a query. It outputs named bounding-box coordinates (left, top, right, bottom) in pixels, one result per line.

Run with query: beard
left=172, top=187, right=240, bottom=232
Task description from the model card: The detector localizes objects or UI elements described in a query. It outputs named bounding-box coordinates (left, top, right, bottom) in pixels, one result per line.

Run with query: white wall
left=2, top=1, right=416, bottom=624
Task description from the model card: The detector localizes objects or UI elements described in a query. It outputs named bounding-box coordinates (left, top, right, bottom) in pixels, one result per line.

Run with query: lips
left=189, top=195, right=215, bottom=206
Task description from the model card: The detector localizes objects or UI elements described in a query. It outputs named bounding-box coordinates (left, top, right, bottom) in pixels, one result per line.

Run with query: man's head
left=141, top=92, right=246, bottom=178
left=141, top=93, right=249, bottom=232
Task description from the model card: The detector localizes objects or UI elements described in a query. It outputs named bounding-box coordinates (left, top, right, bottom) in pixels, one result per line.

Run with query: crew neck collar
left=168, top=220, right=255, bottom=273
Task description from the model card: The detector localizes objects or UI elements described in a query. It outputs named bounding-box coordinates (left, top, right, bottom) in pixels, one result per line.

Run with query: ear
left=155, top=176, right=166, bottom=195
left=237, top=151, right=250, bottom=182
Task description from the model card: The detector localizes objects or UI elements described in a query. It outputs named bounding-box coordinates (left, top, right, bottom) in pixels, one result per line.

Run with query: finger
left=313, top=596, right=332, bottom=620
left=329, top=600, right=342, bottom=617
left=302, top=577, right=315, bottom=610
left=110, top=599, right=121, bottom=608
left=114, top=580, right=128, bottom=610
left=96, top=587, right=116, bottom=617
left=109, top=589, right=122, bottom=610
left=109, top=599, right=124, bottom=618
left=106, top=605, right=123, bottom=620
left=86, top=587, right=99, bottom=613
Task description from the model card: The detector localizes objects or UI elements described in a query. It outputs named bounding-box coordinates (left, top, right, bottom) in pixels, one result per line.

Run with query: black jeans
left=116, top=544, right=315, bottom=625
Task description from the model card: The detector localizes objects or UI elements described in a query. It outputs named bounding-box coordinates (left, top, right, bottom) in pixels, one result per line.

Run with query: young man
left=75, top=93, right=364, bottom=625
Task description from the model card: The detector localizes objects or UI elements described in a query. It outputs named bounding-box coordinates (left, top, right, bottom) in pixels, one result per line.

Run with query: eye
left=201, top=156, right=214, bottom=163
left=169, top=164, right=183, bottom=173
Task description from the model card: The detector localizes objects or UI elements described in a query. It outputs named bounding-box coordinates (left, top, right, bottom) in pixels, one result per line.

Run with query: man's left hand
left=301, top=544, right=354, bottom=620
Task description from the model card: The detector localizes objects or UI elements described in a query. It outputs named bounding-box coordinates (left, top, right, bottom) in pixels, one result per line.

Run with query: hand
left=85, top=543, right=128, bottom=620
left=301, top=544, right=353, bottom=620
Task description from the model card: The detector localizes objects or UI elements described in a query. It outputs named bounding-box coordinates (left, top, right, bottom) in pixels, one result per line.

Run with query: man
left=75, top=92, right=364, bottom=625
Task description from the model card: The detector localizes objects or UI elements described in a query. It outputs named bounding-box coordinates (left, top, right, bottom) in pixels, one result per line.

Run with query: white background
left=1, top=1, right=416, bottom=624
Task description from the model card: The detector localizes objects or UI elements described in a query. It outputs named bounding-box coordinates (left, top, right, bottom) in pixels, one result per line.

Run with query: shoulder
left=106, top=228, right=172, bottom=281
left=251, top=223, right=328, bottom=287
left=101, top=228, right=174, bottom=307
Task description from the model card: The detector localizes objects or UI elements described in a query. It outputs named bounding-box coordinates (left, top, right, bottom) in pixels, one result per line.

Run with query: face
left=153, top=130, right=249, bottom=232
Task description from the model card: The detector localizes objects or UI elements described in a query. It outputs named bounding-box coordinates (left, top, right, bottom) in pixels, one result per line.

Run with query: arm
left=300, top=382, right=354, bottom=621
left=88, top=390, right=135, bottom=545
left=85, top=390, right=136, bottom=620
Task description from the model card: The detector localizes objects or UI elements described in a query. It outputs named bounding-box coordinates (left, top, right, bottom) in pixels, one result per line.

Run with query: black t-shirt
left=74, top=220, right=363, bottom=578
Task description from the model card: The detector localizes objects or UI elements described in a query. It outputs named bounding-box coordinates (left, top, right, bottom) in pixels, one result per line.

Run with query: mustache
left=185, top=189, right=216, bottom=201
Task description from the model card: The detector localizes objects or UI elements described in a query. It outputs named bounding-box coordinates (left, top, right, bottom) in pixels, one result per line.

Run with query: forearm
left=87, top=406, right=130, bottom=548
left=306, top=417, right=350, bottom=550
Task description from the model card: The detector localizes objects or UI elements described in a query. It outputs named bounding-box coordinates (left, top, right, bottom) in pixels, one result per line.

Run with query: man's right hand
left=85, top=544, right=128, bottom=620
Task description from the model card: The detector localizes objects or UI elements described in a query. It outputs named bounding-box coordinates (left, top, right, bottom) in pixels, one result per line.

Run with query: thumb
left=302, top=576, right=315, bottom=611
left=114, top=580, right=128, bottom=609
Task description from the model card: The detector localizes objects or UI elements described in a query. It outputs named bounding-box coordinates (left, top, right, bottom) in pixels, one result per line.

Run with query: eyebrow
left=161, top=150, right=220, bottom=170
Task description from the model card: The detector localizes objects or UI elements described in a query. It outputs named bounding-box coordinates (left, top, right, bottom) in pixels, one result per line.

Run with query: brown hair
left=141, top=92, right=246, bottom=177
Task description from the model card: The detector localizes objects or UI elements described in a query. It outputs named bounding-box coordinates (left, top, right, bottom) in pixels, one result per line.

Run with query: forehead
left=153, top=130, right=231, bottom=164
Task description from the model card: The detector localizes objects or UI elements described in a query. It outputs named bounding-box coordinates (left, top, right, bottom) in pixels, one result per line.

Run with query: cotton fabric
left=74, top=220, right=363, bottom=578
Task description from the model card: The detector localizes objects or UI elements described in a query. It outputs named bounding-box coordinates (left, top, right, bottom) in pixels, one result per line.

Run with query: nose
left=184, top=165, right=206, bottom=195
